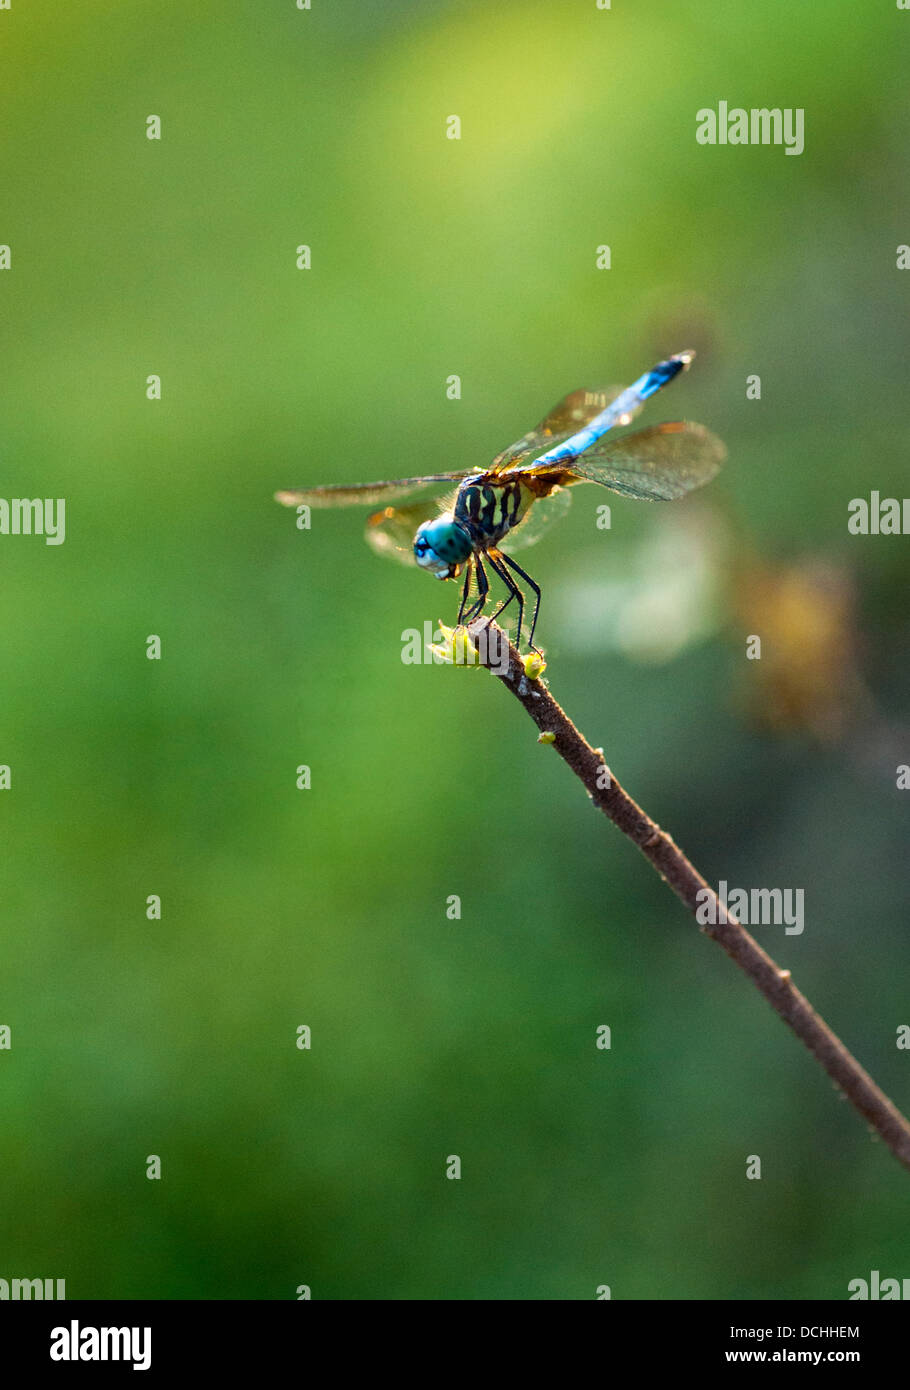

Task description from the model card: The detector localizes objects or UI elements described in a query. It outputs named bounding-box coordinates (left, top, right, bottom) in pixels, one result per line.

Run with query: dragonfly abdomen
left=454, top=476, right=534, bottom=548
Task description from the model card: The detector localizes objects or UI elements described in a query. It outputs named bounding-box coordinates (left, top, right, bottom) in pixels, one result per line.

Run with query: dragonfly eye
left=413, top=516, right=473, bottom=579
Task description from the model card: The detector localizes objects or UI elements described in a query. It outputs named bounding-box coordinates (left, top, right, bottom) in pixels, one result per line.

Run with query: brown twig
left=467, top=618, right=910, bottom=1172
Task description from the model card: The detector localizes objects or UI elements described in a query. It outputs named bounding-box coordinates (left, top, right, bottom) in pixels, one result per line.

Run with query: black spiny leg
left=487, top=549, right=524, bottom=648
left=456, top=558, right=474, bottom=627
left=499, top=550, right=543, bottom=652
left=462, top=554, right=490, bottom=624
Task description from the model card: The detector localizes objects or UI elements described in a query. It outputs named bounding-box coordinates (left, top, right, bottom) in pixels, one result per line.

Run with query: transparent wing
left=275, top=470, right=474, bottom=509
left=562, top=421, right=726, bottom=501
left=490, top=386, right=627, bottom=473
left=364, top=501, right=437, bottom=566
left=501, top=487, right=573, bottom=552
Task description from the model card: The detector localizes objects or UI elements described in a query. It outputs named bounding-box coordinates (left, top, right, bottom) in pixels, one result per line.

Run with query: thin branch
left=467, top=618, right=910, bottom=1172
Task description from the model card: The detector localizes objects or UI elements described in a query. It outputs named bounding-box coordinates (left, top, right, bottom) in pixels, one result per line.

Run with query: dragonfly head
left=413, top=513, right=473, bottom=580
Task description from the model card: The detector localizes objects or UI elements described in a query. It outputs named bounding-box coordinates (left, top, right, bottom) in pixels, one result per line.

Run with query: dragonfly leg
left=486, top=549, right=525, bottom=647
left=499, top=551, right=542, bottom=653
left=462, top=554, right=490, bottom=624
left=456, top=559, right=474, bottom=626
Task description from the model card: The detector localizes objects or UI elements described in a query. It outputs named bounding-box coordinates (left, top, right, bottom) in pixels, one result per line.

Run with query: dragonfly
left=275, top=350, right=726, bottom=651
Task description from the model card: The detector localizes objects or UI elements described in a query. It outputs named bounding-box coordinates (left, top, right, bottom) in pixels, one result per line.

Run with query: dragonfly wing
left=501, top=486, right=573, bottom=552
left=564, top=421, right=726, bottom=501
left=490, top=386, right=626, bottom=472
left=275, top=470, right=474, bottom=509
left=364, top=500, right=437, bottom=566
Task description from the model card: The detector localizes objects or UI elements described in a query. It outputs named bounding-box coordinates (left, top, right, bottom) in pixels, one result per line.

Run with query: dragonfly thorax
left=454, top=475, right=533, bottom=547
left=413, top=511, right=473, bottom=579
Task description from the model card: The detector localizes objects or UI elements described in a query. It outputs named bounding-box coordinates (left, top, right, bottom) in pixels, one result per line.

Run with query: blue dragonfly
left=276, top=350, right=726, bottom=651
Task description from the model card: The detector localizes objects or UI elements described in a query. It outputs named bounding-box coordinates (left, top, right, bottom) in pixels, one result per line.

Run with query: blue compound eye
left=413, top=515, right=472, bottom=579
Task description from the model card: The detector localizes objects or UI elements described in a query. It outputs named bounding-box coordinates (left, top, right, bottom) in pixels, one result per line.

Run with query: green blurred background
left=2, top=0, right=909, bottom=1300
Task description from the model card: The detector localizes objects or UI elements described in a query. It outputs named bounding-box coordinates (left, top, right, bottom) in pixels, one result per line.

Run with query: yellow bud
left=430, top=621, right=480, bottom=667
